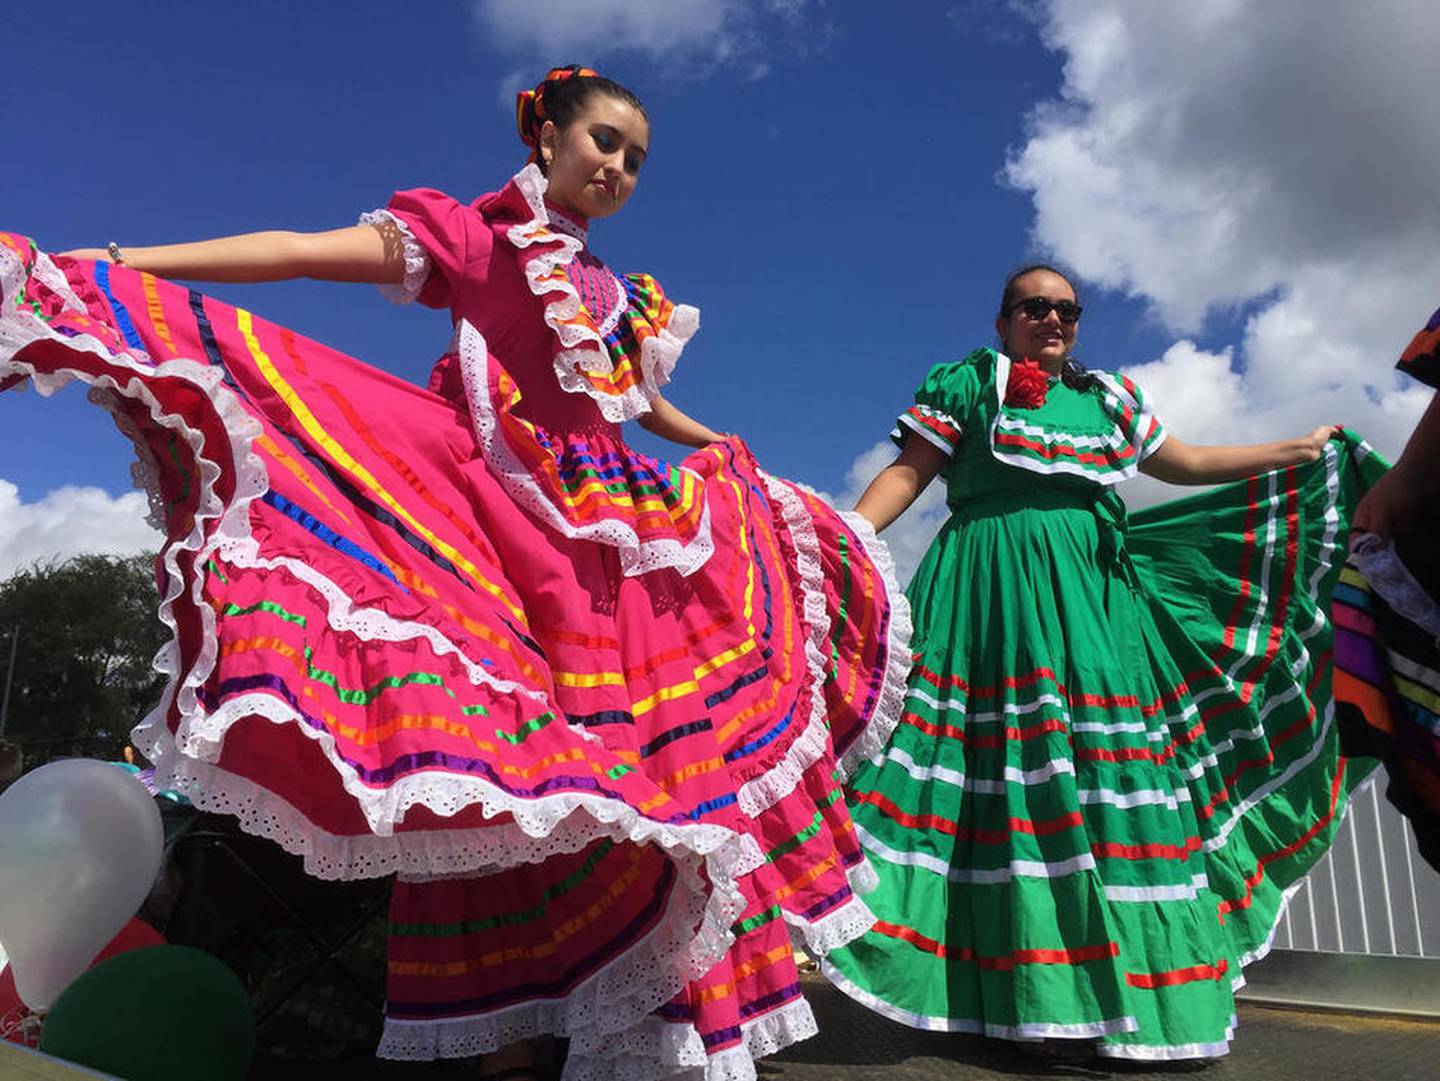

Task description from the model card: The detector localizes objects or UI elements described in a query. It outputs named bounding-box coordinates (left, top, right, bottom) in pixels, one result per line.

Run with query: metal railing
left=1275, top=779, right=1440, bottom=958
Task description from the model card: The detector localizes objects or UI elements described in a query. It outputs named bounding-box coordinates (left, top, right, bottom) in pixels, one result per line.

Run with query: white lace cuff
left=358, top=209, right=431, bottom=305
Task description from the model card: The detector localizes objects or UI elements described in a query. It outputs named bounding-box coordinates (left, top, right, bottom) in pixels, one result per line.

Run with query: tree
left=0, top=554, right=167, bottom=769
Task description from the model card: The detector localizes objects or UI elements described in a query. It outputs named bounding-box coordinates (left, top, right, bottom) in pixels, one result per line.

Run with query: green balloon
left=39, top=945, right=254, bottom=1081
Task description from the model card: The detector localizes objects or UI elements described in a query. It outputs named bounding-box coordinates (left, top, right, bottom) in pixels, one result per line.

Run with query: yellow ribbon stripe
left=388, top=855, right=647, bottom=975
left=711, top=449, right=758, bottom=637
left=693, top=639, right=756, bottom=681
left=552, top=670, right=626, bottom=689
left=657, top=756, right=726, bottom=791
left=632, top=679, right=702, bottom=717
left=236, top=309, right=525, bottom=624
left=695, top=943, right=795, bottom=1005
left=140, top=273, right=177, bottom=356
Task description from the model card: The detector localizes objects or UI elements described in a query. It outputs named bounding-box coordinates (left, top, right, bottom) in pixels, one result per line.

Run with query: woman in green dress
left=822, top=264, right=1383, bottom=1060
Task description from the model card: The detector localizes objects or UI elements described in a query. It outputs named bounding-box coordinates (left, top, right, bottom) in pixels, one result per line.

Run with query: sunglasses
left=1005, top=296, right=1083, bottom=324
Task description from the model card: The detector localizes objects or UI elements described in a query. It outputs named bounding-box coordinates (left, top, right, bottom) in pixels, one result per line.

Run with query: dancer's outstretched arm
left=635, top=396, right=727, bottom=448
left=60, top=221, right=407, bottom=286
left=853, top=438, right=947, bottom=533
left=1140, top=425, right=1336, bottom=486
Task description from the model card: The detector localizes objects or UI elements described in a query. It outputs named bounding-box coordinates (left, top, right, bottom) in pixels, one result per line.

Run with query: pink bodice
left=377, top=165, right=696, bottom=436
left=369, top=165, right=710, bottom=577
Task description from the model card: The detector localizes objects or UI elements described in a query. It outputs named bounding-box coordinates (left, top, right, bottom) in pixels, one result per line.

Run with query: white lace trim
left=504, top=163, right=699, bottom=424
left=2, top=248, right=903, bottom=1078
left=155, top=691, right=772, bottom=877
left=32, top=249, right=91, bottom=313
left=1350, top=531, right=1440, bottom=638
left=730, top=474, right=911, bottom=830
left=371, top=466, right=890, bottom=1070
left=4, top=246, right=835, bottom=1076
left=846, top=855, right=881, bottom=896
left=784, top=890, right=876, bottom=958
left=545, top=203, right=590, bottom=244
left=565, top=1015, right=706, bottom=1079
left=375, top=834, right=755, bottom=1065
left=561, top=995, right=819, bottom=1081
left=729, top=470, right=834, bottom=818
left=358, top=209, right=432, bottom=305
left=835, top=509, right=913, bottom=780
left=90, top=384, right=167, bottom=529
left=458, top=321, right=716, bottom=578
left=988, top=354, right=1168, bottom=485
left=0, top=246, right=759, bottom=880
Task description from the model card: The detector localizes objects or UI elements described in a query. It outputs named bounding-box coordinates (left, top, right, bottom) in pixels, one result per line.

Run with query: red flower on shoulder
left=1004, top=357, right=1050, bottom=409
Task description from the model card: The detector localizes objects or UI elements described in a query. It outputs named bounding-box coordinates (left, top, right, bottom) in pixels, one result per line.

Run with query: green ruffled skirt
left=824, top=435, right=1384, bottom=1060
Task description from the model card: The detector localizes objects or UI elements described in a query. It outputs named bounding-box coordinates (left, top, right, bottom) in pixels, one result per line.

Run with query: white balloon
left=0, top=759, right=163, bottom=1010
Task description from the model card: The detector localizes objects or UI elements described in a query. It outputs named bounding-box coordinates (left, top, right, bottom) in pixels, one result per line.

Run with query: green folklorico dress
left=823, top=348, right=1384, bottom=1061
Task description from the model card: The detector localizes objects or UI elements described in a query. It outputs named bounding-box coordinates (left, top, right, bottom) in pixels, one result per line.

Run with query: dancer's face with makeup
left=539, top=94, right=650, bottom=220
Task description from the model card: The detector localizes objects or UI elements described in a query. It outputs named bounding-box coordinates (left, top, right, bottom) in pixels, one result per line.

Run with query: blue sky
left=0, top=6, right=1168, bottom=496
left=2, top=2, right=1436, bottom=576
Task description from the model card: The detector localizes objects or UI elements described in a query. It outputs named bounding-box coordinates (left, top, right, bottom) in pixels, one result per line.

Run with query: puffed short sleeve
left=1091, top=370, right=1168, bottom=463
left=359, top=188, right=491, bottom=310
left=890, top=354, right=985, bottom=456
left=1122, top=374, right=1168, bottom=461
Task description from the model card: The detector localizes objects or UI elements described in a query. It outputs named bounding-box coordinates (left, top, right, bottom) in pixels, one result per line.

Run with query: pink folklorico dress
left=0, top=164, right=910, bottom=1079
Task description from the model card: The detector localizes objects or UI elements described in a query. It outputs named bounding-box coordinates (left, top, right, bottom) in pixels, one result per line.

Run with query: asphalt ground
left=248, top=973, right=1440, bottom=1081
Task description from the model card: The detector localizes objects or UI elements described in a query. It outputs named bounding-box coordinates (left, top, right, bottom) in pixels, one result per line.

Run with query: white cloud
left=1009, top=0, right=1440, bottom=329
left=476, top=0, right=727, bottom=65
left=472, top=0, right=824, bottom=79
left=0, top=480, right=160, bottom=580
left=817, top=2, right=1440, bottom=579
left=1005, top=0, right=1439, bottom=488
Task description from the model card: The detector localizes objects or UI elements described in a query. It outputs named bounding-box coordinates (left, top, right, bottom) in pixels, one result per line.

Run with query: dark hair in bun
left=516, top=65, right=648, bottom=168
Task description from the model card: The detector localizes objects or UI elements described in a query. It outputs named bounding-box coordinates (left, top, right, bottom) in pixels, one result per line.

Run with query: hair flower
left=1004, top=357, right=1050, bottom=409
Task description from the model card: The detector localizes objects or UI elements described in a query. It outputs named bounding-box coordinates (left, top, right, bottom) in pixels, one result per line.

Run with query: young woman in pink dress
left=0, top=66, right=910, bottom=1080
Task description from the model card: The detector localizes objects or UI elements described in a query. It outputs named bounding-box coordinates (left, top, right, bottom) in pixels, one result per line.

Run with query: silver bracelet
left=106, top=241, right=125, bottom=265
